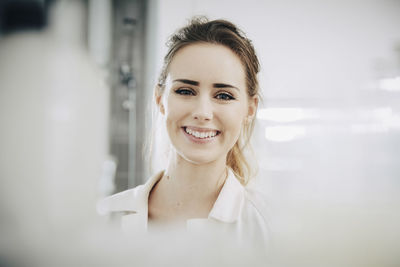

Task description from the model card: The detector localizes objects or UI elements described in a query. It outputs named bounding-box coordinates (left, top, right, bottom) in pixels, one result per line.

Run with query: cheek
left=165, top=97, right=188, bottom=127
left=230, top=120, right=244, bottom=140
left=220, top=105, right=246, bottom=136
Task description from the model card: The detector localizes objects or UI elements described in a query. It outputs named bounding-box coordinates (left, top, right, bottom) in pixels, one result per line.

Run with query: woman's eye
left=175, top=88, right=195, bottom=96
left=215, top=92, right=235, bottom=101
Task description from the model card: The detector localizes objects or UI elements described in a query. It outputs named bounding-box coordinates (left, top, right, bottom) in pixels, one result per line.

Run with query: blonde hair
left=150, top=17, right=260, bottom=185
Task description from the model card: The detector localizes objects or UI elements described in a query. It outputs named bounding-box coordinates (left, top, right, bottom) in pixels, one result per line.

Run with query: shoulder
left=240, top=185, right=271, bottom=239
left=243, top=186, right=269, bottom=223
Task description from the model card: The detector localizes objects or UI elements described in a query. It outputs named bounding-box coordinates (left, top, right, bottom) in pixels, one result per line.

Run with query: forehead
left=167, top=43, right=246, bottom=88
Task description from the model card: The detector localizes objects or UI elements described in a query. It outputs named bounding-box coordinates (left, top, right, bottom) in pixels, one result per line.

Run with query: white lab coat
left=97, top=169, right=270, bottom=247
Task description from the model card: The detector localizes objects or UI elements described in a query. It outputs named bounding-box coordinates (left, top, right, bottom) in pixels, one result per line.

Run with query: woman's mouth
left=182, top=126, right=220, bottom=143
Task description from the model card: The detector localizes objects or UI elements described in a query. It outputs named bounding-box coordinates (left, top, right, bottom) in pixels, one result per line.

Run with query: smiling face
left=156, top=43, right=257, bottom=165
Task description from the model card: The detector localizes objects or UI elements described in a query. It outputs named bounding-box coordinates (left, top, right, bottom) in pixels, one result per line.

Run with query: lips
left=183, top=126, right=221, bottom=139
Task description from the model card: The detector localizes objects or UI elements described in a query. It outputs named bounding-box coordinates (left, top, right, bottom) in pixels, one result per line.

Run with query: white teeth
left=185, top=128, right=218, bottom=139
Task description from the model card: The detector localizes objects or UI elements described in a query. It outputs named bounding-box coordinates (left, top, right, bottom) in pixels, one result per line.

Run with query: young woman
left=98, top=17, right=268, bottom=245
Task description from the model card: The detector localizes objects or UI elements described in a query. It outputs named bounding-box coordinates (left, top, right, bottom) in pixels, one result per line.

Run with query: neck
left=147, top=151, right=229, bottom=223
left=164, top=152, right=228, bottom=198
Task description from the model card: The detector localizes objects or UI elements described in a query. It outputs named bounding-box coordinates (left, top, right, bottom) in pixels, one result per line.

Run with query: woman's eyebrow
left=173, top=79, right=239, bottom=91
left=173, top=79, right=199, bottom=86
left=213, top=83, right=239, bottom=91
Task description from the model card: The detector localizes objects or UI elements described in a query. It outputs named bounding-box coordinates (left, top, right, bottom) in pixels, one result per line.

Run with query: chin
left=178, top=151, right=219, bottom=166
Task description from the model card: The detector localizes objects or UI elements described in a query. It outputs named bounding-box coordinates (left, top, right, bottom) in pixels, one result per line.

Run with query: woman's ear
left=247, top=95, right=259, bottom=120
left=154, top=85, right=165, bottom=115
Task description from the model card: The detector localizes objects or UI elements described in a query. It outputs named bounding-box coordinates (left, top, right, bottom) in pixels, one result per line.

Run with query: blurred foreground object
left=0, top=0, right=109, bottom=265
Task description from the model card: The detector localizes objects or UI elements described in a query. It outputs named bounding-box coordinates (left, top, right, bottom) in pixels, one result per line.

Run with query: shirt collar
left=207, top=168, right=245, bottom=223
left=96, top=170, right=163, bottom=215
left=97, top=169, right=245, bottom=223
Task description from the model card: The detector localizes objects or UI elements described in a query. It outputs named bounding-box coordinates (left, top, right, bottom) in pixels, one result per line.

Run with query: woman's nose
left=192, top=96, right=213, bottom=121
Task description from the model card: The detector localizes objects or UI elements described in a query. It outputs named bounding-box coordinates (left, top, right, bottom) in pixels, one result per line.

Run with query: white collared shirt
left=97, top=169, right=270, bottom=246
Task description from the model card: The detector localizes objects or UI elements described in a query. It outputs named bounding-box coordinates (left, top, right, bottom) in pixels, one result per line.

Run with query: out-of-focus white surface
left=0, top=1, right=110, bottom=266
